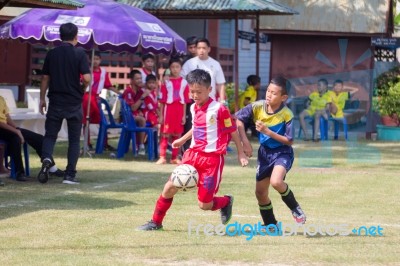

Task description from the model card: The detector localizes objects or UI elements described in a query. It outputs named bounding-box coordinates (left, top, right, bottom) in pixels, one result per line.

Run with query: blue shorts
left=256, top=145, right=294, bottom=181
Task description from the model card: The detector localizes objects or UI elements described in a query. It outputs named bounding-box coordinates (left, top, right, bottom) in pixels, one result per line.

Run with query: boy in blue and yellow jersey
left=236, top=76, right=306, bottom=227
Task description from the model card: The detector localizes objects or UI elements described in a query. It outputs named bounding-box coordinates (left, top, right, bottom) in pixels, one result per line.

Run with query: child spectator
left=236, top=76, right=306, bottom=227
left=139, top=53, right=156, bottom=86
left=142, top=74, right=160, bottom=127
left=239, top=74, right=261, bottom=109
left=156, top=57, right=190, bottom=164
left=298, top=78, right=331, bottom=141
left=327, top=79, right=357, bottom=119
left=239, top=74, right=261, bottom=137
left=82, top=51, right=121, bottom=151
left=137, top=69, right=248, bottom=231
left=122, top=69, right=149, bottom=155
left=0, top=96, right=64, bottom=183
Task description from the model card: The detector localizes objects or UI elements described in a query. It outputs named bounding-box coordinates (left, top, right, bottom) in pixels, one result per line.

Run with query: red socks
left=159, top=137, right=168, bottom=157
left=171, top=135, right=179, bottom=160
left=152, top=195, right=173, bottom=225
left=211, top=196, right=230, bottom=211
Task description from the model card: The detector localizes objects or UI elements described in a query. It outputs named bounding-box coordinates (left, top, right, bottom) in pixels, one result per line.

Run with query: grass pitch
left=0, top=138, right=398, bottom=265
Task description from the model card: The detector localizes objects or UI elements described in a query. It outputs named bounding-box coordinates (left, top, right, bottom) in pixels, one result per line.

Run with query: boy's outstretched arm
left=230, top=131, right=248, bottom=167
left=236, top=119, right=253, bottom=158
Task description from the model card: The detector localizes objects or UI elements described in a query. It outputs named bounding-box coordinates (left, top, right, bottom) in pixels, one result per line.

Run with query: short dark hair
left=59, top=23, right=78, bottom=41
left=318, top=78, right=328, bottom=86
left=142, top=53, right=155, bottom=61
left=186, top=36, right=197, bottom=46
left=334, top=79, right=343, bottom=85
left=196, top=37, right=210, bottom=47
left=94, top=51, right=101, bottom=58
left=146, top=74, right=157, bottom=83
left=270, top=76, right=289, bottom=95
left=169, top=56, right=182, bottom=67
left=129, top=69, right=141, bottom=79
left=247, top=75, right=261, bottom=86
left=186, top=69, right=211, bottom=88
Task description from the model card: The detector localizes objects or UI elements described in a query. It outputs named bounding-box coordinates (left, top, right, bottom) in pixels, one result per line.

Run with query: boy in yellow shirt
left=327, top=79, right=356, bottom=118
left=299, top=79, right=331, bottom=141
left=239, top=75, right=261, bottom=137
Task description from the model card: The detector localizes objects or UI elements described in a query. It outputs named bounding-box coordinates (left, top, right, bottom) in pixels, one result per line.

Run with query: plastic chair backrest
left=120, top=98, right=138, bottom=130
left=99, top=98, right=119, bottom=127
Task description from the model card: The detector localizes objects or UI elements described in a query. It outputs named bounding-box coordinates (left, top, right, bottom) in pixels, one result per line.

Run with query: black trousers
left=42, top=104, right=82, bottom=177
left=0, top=127, right=53, bottom=174
left=0, top=128, right=24, bottom=173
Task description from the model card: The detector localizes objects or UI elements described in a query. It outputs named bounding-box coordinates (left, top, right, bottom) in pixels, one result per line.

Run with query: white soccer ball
left=171, top=164, right=199, bottom=191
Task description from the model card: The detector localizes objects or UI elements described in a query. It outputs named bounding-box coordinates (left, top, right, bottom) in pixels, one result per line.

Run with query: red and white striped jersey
left=190, top=98, right=236, bottom=155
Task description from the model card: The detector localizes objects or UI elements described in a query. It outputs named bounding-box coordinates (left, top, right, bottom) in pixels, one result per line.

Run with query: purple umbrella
left=0, top=0, right=186, bottom=55
left=0, top=0, right=186, bottom=156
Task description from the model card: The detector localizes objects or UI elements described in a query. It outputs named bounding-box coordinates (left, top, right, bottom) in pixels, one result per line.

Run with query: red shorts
left=180, top=149, right=225, bottom=203
left=145, top=111, right=159, bottom=127
left=82, top=93, right=101, bottom=124
left=161, top=101, right=184, bottom=134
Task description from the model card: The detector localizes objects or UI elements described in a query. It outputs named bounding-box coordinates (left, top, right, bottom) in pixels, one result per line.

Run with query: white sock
left=139, top=144, right=145, bottom=149
left=49, top=166, right=58, bottom=173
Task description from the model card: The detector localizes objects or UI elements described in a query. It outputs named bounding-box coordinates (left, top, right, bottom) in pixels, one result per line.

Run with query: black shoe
left=220, top=195, right=234, bottom=225
left=105, top=144, right=116, bottom=151
left=49, top=169, right=65, bottom=178
left=137, top=220, right=163, bottom=231
left=62, top=175, right=80, bottom=185
left=38, top=158, right=52, bottom=184
left=16, top=172, right=29, bottom=182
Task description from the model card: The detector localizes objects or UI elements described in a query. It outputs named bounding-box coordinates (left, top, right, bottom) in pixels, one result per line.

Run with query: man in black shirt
left=38, top=22, right=91, bottom=185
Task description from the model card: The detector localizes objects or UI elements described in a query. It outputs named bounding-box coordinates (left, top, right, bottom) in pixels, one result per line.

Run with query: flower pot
left=377, top=124, right=400, bottom=141
left=381, top=115, right=399, bottom=127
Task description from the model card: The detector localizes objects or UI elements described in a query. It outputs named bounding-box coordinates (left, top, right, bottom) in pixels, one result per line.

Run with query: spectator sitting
left=298, top=79, right=331, bottom=142
left=122, top=69, right=149, bottom=156
left=0, top=96, right=64, bottom=182
left=327, top=79, right=358, bottom=119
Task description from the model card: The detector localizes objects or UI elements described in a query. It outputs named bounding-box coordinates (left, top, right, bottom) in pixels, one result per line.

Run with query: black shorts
left=256, top=145, right=294, bottom=181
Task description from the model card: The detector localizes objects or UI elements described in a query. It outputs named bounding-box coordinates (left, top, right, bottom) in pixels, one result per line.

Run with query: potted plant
left=374, top=66, right=400, bottom=126
left=373, top=66, right=400, bottom=140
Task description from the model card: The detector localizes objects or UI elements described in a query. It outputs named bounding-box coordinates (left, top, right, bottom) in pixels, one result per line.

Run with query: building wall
left=270, top=34, right=374, bottom=129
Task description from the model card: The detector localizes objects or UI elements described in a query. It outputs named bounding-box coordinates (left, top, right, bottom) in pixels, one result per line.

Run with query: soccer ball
left=171, top=164, right=198, bottom=191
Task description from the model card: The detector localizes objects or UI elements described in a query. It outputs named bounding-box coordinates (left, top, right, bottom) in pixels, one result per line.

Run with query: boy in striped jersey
left=138, top=69, right=248, bottom=231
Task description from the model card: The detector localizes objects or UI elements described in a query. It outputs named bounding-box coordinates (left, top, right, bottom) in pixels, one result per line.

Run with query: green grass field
left=0, top=138, right=399, bottom=265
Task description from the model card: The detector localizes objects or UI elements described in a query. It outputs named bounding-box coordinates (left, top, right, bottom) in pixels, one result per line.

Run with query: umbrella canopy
left=0, top=0, right=186, bottom=55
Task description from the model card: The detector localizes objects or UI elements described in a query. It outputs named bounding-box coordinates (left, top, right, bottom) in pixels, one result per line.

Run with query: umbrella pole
left=83, top=48, right=95, bottom=158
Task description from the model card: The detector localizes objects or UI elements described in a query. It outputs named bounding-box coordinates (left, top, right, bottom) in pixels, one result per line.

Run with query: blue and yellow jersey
left=235, top=100, right=294, bottom=149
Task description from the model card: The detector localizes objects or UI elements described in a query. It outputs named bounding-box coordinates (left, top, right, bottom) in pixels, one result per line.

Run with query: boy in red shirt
left=122, top=69, right=149, bottom=155
left=156, top=57, right=190, bottom=165
left=138, top=69, right=248, bottom=231
left=142, top=74, right=160, bottom=128
left=82, top=52, right=120, bottom=151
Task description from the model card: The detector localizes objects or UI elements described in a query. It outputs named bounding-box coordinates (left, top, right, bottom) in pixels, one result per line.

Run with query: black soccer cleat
left=220, top=195, right=234, bottom=225
left=137, top=220, right=163, bottom=231
left=37, top=158, right=52, bottom=184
